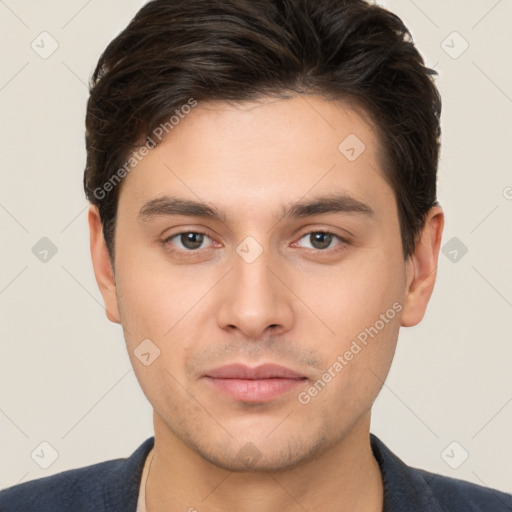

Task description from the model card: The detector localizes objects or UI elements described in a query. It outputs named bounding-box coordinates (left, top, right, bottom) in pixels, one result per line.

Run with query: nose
left=216, top=245, right=294, bottom=340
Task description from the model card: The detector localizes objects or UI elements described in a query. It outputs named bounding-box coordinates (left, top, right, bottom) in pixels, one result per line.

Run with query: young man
left=1, top=0, right=510, bottom=510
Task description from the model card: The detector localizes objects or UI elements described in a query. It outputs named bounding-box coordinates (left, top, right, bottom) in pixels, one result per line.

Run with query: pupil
left=311, top=232, right=331, bottom=249
left=182, top=233, right=203, bottom=249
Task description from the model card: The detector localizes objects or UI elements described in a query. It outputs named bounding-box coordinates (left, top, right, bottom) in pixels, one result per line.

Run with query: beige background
left=1, top=0, right=511, bottom=495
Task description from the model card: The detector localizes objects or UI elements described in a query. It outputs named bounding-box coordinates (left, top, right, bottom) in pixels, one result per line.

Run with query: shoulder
left=415, top=467, right=512, bottom=511
left=370, top=434, right=512, bottom=512
left=0, top=437, right=154, bottom=512
left=0, top=459, right=122, bottom=512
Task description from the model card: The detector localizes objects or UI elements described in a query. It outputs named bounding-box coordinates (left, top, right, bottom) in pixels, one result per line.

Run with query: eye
left=295, top=231, right=346, bottom=251
left=164, top=231, right=213, bottom=251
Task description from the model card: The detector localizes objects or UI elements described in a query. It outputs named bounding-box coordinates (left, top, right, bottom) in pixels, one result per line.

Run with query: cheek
left=295, top=241, right=405, bottom=393
left=302, top=250, right=406, bottom=336
left=115, top=252, right=205, bottom=342
left=114, top=259, right=210, bottom=395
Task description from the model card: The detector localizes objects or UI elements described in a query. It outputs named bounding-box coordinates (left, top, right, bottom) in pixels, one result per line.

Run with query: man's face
left=97, top=96, right=415, bottom=471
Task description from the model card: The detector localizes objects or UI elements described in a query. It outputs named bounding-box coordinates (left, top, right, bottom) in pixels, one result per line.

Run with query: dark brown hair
left=83, top=0, right=441, bottom=264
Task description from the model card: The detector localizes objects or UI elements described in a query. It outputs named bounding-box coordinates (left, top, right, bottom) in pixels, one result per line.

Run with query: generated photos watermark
left=93, top=97, right=198, bottom=200
left=298, top=301, right=403, bottom=405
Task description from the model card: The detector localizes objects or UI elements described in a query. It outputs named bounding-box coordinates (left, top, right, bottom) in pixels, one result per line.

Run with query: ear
left=88, top=204, right=121, bottom=324
left=401, top=205, right=444, bottom=327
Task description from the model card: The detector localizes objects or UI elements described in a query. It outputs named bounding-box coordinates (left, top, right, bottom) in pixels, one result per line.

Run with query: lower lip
left=204, top=377, right=306, bottom=402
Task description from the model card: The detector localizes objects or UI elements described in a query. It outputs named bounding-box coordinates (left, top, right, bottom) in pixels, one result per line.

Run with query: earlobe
left=401, top=206, right=444, bottom=327
left=88, top=205, right=121, bottom=324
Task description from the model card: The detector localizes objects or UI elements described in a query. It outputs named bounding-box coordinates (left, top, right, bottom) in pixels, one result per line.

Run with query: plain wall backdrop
left=1, top=0, right=511, bottom=494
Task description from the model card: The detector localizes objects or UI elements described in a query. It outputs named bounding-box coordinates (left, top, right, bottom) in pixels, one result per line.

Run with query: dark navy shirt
left=1, top=434, right=511, bottom=511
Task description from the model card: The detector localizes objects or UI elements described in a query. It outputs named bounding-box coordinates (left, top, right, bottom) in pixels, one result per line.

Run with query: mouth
left=203, top=363, right=308, bottom=403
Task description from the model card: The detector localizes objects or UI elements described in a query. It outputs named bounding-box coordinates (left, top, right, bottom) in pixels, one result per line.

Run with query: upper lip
left=204, top=363, right=305, bottom=380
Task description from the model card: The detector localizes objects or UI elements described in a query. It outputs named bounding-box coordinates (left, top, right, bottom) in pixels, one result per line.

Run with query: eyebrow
left=283, top=194, right=374, bottom=218
left=138, top=194, right=374, bottom=223
left=139, top=197, right=228, bottom=223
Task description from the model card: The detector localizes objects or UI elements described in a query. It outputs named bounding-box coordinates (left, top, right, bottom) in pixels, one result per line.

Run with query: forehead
left=159, top=95, right=382, bottom=167
left=117, top=95, right=392, bottom=219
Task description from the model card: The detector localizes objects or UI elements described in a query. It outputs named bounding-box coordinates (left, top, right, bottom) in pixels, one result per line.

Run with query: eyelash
left=162, top=230, right=349, bottom=256
left=292, top=230, right=349, bottom=252
left=162, top=230, right=217, bottom=255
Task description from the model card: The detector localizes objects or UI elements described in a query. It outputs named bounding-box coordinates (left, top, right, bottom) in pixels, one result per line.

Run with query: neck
left=145, top=411, right=383, bottom=512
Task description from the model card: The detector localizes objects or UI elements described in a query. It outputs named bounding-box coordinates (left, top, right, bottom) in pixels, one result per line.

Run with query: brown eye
left=165, top=232, right=210, bottom=251
left=180, top=232, right=204, bottom=250
left=310, top=232, right=333, bottom=250
left=297, top=231, right=343, bottom=250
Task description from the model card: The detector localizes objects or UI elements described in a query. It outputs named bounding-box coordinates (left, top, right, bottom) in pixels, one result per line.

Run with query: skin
left=89, top=95, right=444, bottom=512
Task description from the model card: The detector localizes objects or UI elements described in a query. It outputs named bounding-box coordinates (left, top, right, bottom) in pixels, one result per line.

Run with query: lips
left=203, top=363, right=307, bottom=402
left=205, top=363, right=305, bottom=380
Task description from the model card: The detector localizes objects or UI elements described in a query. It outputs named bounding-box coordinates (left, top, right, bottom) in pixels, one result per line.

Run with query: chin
left=190, top=432, right=331, bottom=473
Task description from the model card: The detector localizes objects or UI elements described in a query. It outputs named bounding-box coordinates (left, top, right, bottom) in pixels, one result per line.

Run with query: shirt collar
left=370, top=434, right=445, bottom=512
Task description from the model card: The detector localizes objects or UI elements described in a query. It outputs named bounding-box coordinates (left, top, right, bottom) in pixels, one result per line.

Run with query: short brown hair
left=83, top=0, right=441, bottom=264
